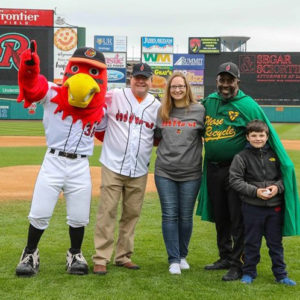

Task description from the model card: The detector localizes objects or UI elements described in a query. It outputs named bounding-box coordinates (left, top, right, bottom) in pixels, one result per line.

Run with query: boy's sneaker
left=179, top=258, right=190, bottom=270
left=277, top=277, right=296, bottom=286
left=66, top=250, right=88, bottom=275
left=241, top=275, right=254, bottom=284
left=169, top=263, right=181, bottom=275
left=16, top=248, right=40, bottom=276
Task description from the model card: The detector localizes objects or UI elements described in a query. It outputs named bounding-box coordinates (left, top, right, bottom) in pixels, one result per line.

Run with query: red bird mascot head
left=17, top=41, right=107, bottom=128
left=51, top=47, right=107, bottom=127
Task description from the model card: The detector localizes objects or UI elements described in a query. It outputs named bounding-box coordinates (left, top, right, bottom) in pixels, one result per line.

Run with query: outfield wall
left=1, top=98, right=300, bottom=123
left=0, top=98, right=43, bottom=120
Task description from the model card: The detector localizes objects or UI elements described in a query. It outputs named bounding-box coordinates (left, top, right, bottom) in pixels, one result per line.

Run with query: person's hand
left=257, top=188, right=272, bottom=200
left=20, top=40, right=39, bottom=67
left=266, top=185, right=278, bottom=197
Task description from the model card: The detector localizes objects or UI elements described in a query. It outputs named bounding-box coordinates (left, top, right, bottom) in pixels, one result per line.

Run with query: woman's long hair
left=159, top=72, right=196, bottom=121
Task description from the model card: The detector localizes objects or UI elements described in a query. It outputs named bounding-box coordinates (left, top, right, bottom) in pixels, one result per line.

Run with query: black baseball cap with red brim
left=69, top=47, right=106, bottom=69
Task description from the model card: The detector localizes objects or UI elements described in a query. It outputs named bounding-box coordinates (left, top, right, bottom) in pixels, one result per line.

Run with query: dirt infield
left=1, top=136, right=300, bottom=150
left=1, top=136, right=300, bottom=201
left=0, top=165, right=156, bottom=201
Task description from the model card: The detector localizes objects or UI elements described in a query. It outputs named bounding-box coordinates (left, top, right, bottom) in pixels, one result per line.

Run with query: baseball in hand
left=262, top=189, right=271, bottom=196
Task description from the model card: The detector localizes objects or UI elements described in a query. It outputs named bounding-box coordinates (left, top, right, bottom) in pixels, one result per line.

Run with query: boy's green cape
left=196, top=90, right=300, bottom=236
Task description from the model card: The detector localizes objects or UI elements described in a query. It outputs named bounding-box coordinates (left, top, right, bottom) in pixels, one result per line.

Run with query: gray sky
left=3, top=0, right=300, bottom=57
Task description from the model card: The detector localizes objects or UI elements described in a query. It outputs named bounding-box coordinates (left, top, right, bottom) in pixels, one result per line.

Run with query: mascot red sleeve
left=17, top=40, right=107, bottom=128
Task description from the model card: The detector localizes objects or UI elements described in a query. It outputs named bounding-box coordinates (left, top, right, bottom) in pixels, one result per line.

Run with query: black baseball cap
left=132, top=63, right=153, bottom=78
left=217, top=62, right=240, bottom=79
left=69, top=47, right=106, bottom=69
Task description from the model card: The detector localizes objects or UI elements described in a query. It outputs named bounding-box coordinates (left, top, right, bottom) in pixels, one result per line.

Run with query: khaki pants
left=93, top=165, right=148, bottom=265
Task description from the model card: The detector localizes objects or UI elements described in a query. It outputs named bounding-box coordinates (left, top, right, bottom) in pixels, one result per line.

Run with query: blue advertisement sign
left=141, top=36, right=173, bottom=53
left=107, top=68, right=126, bottom=83
left=94, top=35, right=114, bottom=52
left=173, top=54, right=205, bottom=70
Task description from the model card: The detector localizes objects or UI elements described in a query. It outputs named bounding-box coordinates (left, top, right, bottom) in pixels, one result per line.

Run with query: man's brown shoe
left=116, top=261, right=140, bottom=270
left=93, top=264, right=107, bottom=275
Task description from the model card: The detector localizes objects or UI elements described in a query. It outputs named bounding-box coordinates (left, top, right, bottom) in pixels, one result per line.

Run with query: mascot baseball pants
left=93, top=165, right=148, bottom=266
left=28, top=151, right=92, bottom=230
left=207, top=161, right=244, bottom=268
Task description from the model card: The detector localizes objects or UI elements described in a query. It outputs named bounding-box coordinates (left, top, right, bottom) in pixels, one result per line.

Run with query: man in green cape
left=197, top=62, right=300, bottom=282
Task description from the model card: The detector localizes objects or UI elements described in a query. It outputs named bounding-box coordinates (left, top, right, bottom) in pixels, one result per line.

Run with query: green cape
left=196, top=91, right=300, bottom=236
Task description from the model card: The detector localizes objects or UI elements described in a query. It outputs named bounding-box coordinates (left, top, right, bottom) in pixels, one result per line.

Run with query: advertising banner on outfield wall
left=104, top=52, right=126, bottom=68
left=173, top=54, right=205, bottom=70
left=174, top=69, right=204, bottom=85
left=107, top=68, right=126, bottom=83
left=149, top=67, right=173, bottom=101
left=94, top=35, right=127, bottom=52
left=189, top=37, right=220, bottom=54
left=142, top=53, right=173, bottom=67
left=0, top=8, right=54, bottom=26
left=205, top=53, right=300, bottom=105
left=53, top=27, right=78, bottom=85
left=0, top=26, right=54, bottom=98
left=141, top=36, right=173, bottom=53
left=0, top=98, right=44, bottom=119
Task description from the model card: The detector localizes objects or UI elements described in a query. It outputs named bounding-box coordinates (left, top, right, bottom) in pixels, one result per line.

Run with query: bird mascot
left=15, top=40, right=107, bottom=276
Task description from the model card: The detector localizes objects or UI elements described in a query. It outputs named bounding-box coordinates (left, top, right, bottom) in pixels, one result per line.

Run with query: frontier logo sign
left=142, top=53, right=173, bottom=67
left=0, top=9, right=53, bottom=26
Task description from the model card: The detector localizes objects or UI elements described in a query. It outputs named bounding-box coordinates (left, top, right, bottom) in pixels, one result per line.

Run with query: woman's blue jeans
left=155, top=175, right=201, bottom=264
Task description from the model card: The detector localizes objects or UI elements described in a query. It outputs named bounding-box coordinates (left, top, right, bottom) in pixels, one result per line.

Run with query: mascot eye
left=71, top=65, right=79, bottom=73
left=89, top=68, right=99, bottom=76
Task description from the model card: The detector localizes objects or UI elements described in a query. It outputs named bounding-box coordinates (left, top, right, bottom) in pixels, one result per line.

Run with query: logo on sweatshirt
left=228, top=111, right=239, bottom=121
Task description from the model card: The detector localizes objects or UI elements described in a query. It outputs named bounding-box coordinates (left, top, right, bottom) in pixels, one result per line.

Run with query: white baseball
left=262, top=189, right=271, bottom=196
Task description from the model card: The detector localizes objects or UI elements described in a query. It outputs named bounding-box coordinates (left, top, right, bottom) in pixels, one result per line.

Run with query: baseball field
left=1, top=120, right=300, bottom=299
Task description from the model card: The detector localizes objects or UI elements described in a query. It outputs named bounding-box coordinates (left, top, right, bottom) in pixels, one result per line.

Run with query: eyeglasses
left=170, top=85, right=186, bottom=90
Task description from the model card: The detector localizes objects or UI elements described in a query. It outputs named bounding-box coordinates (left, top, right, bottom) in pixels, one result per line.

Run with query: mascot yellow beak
left=64, top=73, right=100, bottom=108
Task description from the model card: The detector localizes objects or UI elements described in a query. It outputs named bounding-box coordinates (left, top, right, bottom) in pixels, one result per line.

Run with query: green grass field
left=1, top=121, right=300, bottom=299
left=1, top=195, right=300, bottom=300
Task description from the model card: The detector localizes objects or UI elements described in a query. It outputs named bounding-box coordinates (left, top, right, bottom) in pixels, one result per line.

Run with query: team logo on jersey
left=269, top=157, right=276, bottom=162
left=228, top=111, right=239, bottom=121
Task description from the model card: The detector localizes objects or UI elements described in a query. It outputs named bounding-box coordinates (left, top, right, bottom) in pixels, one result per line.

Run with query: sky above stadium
left=4, top=0, right=300, bottom=57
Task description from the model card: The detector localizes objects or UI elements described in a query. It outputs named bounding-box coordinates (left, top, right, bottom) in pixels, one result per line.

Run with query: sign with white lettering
left=94, top=35, right=127, bottom=52
left=107, top=68, right=126, bottom=83
left=173, top=54, right=205, bottom=70
left=0, top=8, right=53, bottom=26
left=141, top=37, right=173, bottom=53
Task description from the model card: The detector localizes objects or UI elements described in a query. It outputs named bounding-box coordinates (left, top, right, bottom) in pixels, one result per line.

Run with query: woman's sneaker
left=277, top=277, right=296, bottom=286
left=169, top=263, right=181, bottom=275
left=241, top=275, right=253, bottom=284
left=179, top=258, right=190, bottom=270
left=16, top=248, right=40, bottom=276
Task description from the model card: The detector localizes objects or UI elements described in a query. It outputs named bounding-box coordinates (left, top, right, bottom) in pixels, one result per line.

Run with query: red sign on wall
left=0, top=9, right=54, bottom=26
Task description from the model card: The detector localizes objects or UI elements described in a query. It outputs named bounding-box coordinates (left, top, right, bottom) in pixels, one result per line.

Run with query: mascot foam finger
left=16, top=41, right=107, bottom=276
